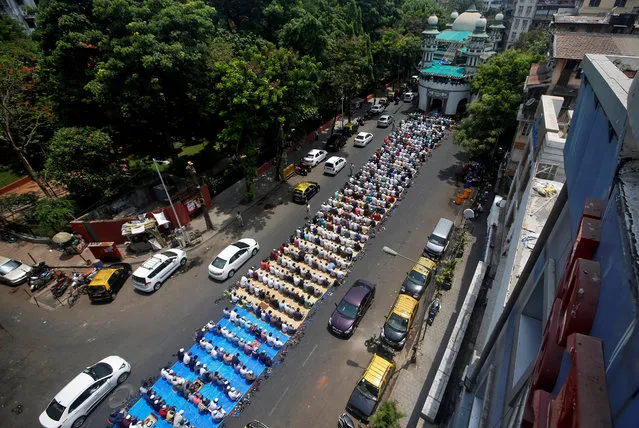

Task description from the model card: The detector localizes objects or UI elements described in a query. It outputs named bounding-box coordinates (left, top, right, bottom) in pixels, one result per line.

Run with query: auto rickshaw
left=342, top=122, right=359, bottom=137
left=379, top=97, right=389, bottom=106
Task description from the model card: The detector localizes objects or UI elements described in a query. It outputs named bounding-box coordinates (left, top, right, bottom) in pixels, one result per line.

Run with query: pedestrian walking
left=349, top=163, right=355, bottom=177
left=305, top=203, right=311, bottom=219
left=236, top=211, right=244, bottom=227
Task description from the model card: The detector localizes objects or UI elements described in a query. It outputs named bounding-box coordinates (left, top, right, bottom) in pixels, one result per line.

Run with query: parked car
left=132, top=249, right=187, bottom=292
left=292, top=181, right=320, bottom=203
left=208, top=239, right=260, bottom=280
left=376, top=114, right=393, bottom=128
left=0, top=256, right=32, bottom=286
left=380, top=294, right=419, bottom=350
left=326, top=133, right=347, bottom=151
left=324, top=156, right=347, bottom=176
left=328, top=279, right=375, bottom=337
left=424, top=217, right=454, bottom=259
left=86, top=264, right=132, bottom=303
left=342, top=122, right=359, bottom=137
left=378, top=97, right=390, bottom=106
left=354, top=132, right=374, bottom=147
left=370, top=104, right=385, bottom=115
left=303, top=149, right=327, bottom=167
left=400, top=257, right=436, bottom=300
left=39, top=356, right=131, bottom=428
left=346, top=353, right=395, bottom=423
left=404, top=92, right=416, bottom=102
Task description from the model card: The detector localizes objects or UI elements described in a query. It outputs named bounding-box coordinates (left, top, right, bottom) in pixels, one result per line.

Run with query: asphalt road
left=0, top=101, right=464, bottom=428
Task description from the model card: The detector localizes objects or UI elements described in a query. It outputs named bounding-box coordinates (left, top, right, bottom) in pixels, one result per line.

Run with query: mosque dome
left=475, top=17, right=487, bottom=31
left=495, top=12, right=504, bottom=22
left=452, top=9, right=482, bottom=31
left=450, top=11, right=459, bottom=20
left=428, top=14, right=439, bottom=26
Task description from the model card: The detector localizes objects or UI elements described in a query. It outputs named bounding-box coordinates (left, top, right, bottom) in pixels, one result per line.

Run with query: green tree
left=34, top=197, right=76, bottom=234
left=45, top=127, right=125, bottom=205
left=511, top=29, right=550, bottom=57
left=0, top=38, right=56, bottom=197
left=0, top=15, right=26, bottom=41
left=370, top=400, right=405, bottom=428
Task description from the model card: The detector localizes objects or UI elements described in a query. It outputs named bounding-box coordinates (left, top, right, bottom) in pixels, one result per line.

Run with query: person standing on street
left=236, top=211, right=244, bottom=227
left=305, top=203, right=311, bottom=219
left=349, top=163, right=355, bottom=177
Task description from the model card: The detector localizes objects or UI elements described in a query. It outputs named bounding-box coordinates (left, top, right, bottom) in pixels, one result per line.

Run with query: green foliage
left=0, top=193, right=38, bottom=215
left=435, top=259, right=456, bottom=287
left=34, top=197, right=76, bottom=234
left=45, top=127, right=125, bottom=205
left=0, top=15, right=26, bottom=42
left=370, top=400, right=405, bottom=428
left=511, top=29, right=550, bottom=57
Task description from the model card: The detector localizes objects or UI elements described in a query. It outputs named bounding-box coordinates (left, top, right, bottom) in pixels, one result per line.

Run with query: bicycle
left=67, top=284, right=88, bottom=307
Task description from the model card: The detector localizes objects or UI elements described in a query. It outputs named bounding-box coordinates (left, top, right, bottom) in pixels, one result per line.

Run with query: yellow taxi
left=346, top=353, right=395, bottom=422
left=86, top=264, right=132, bottom=303
left=400, top=257, right=436, bottom=300
left=381, top=294, right=419, bottom=349
left=292, top=181, right=320, bottom=204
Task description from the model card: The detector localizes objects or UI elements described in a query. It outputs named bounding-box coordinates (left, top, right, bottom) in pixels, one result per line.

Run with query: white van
left=404, top=92, right=416, bottom=102
left=423, top=218, right=454, bottom=258
left=324, top=156, right=346, bottom=175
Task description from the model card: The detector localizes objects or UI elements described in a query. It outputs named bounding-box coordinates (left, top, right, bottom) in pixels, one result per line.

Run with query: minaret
left=421, top=14, right=440, bottom=69
left=447, top=11, right=458, bottom=29
left=488, top=12, right=505, bottom=52
left=465, top=17, right=488, bottom=73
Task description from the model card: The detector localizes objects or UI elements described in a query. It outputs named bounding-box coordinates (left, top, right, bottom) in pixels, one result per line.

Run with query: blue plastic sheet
left=127, top=305, right=289, bottom=427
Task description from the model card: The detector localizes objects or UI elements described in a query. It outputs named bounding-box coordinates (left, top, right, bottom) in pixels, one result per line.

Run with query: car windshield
left=429, top=234, right=447, bottom=246
left=386, top=313, right=409, bottom=333
left=161, top=250, right=178, bottom=258
left=336, top=300, right=358, bottom=320
left=0, top=260, right=20, bottom=275
left=407, top=269, right=426, bottom=285
left=212, top=257, right=227, bottom=269
left=233, top=241, right=249, bottom=249
left=45, top=399, right=65, bottom=421
left=356, top=379, right=378, bottom=400
left=83, top=362, right=113, bottom=380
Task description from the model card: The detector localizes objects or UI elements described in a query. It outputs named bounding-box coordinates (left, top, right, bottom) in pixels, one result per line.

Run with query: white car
left=324, top=156, right=347, bottom=175
left=39, top=356, right=131, bottom=428
left=377, top=114, right=394, bottom=128
left=303, top=149, right=327, bottom=167
left=370, top=104, right=385, bottom=115
left=208, top=238, right=260, bottom=280
left=0, top=256, right=32, bottom=286
left=404, top=92, right=416, bottom=102
left=354, top=132, right=374, bottom=147
left=131, top=248, right=187, bottom=292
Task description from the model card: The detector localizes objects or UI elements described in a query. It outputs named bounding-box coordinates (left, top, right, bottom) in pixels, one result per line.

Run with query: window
left=517, top=5, right=524, bottom=15
left=614, top=0, right=627, bottom=6
left=525, top=6, right=532, bottom=15
left=521, top=122, right=532, bottom=136
left=69, top=388, right=93, bottom=413
left=514, top=18, right=521, bottom=29
left=588, top=0, right=601, bottom=6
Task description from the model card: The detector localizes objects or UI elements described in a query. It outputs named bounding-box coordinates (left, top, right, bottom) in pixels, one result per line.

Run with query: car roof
left=412, top=257, right=436, bottom=275
left=326, top=156, right=344, bottom=162
left=362, top=354, right=394, bottom=387
left=294, top=181, right=317, bottom=191
left=391, top=294, right=419, bottom=318
left=307, top=149, right=322, bottom=155
left=356, top=132, right=371, bottom=138
left=53, top=372, right=94, bottom=405
left=89, top=268, right=119, bottom=286
left=380, top=115, right=390, bottom=119
left=217, top=243, right=242, bottom=259
left=344, top=283, right=371, bottom=304
left=372, top=104, right=382, bottom=107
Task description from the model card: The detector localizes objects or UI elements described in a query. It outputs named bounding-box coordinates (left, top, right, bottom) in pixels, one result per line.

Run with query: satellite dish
left=525, top=98, right=536, bottom=106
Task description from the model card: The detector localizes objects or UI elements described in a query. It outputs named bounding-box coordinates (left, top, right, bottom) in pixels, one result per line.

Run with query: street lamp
left=382, top=246, right=431, bottom=270
left=153, top=158, right=189, bottom=246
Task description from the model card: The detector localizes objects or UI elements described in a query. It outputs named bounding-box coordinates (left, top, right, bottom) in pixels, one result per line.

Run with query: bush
left=34, top=197, right=76, bottom=236
left=370, top=400, right=405, bottom=428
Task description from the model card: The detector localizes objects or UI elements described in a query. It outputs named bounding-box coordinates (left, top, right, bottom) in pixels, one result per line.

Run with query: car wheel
left=72, top=416, right=86, bottom=428
left=252, top=248, right=258, bottom=256
left=180, top=258, right=187, bottom=267
left=153, top=281, right=162, bottom=292
left=227, top=269, right=236, bottom=279
left=117, top=371, right=130, bottom=384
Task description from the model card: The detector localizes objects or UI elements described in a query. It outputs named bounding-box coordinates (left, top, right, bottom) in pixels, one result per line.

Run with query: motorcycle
left=394, top=96, right=400, bottom=105
left=427, top=297, right=441, bottom=325
left=0, top=228, right=17, bottom=242
left=28, top=261, right=54, bottom=291
left=357, top=117, right=365, bottom=126
left=338, top=413, right=358, bottom=428
left=295, top=162, right=312, bottom=176
left=50, top=272, right=70, bottom=299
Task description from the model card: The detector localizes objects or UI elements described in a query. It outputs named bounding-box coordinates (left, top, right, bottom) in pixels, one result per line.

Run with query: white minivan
left=423, top=218, right=454, bottom=259
left=324, top=156, right=347, bottom=175
left=39, top=356, right=131, bottom=428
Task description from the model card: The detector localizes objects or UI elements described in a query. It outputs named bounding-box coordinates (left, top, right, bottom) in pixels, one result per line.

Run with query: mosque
left=418, top=7, right=505, bottom=115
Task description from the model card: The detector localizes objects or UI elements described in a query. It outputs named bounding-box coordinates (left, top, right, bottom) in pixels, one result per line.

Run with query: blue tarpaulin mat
left=127, top=306, right=288, bottom=427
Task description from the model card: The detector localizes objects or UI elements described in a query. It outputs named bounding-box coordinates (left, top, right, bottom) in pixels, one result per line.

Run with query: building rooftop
left=526, top=63, right=552, bottom=87
left=553, top=33, right=639, bottom=60
left=436, top=30, right=472, bottom=42
left=422, top=61, right=466, bottom=78
left=553, top=14, right=608, bottom=25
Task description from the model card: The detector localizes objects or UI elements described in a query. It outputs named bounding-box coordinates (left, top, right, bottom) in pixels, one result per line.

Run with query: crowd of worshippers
left=227, top=114, right=451, bottom=335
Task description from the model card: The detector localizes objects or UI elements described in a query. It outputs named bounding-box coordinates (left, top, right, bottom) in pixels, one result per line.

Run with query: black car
left=326, top=133, right=347, bottom=151
left=328, top=279, right=375, bottom=337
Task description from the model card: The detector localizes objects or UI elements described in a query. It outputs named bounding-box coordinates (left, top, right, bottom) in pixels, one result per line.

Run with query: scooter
left=427, top=298, right=441, bottom=325
left=29, top=261, right=53, bottom=291
left=50, top=272, right=70, bottom=298
left=338, top=413, right=358, bottom=428
left=295, top=162, right=312, bottom=176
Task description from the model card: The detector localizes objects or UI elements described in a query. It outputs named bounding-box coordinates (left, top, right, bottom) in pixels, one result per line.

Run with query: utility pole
left=153, top=159, right=190, bottom=246
left=341, top=89, right=345, bottom=130
left=186, top=161, right=214, bottom=231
